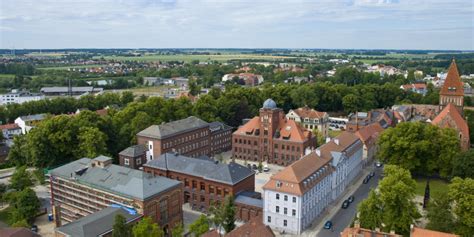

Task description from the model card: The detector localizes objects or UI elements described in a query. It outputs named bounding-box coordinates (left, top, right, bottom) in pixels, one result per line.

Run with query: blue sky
left=0, top=0, right=473, bottom=50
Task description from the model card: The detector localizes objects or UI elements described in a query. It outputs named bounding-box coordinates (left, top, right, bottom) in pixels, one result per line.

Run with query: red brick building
left=232, top=99, right=316, bottom=166
left=49, top=156, right=183, bottom=234
left=118, top=144, right=147, bottom=169
left=143, top=153, right=255, bottom=212
left=136, top=116, right=232, bottom=161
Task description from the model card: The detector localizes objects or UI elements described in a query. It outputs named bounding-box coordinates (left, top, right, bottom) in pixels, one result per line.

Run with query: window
left=284, top=208, right=287, bottom=214
left=124, top=158, right=129, bottom=165
left=293, top=197, right=296, bottom=203
left=136, top=158, right=142, bottom=165
left=276, top=206, right=279, bottom=213
left=284, top=195, right=288, bottom=201
left=160, top=199, right=168, bottom=223
left=276, top=193, right=280, bottom=200
left=267, top=216, right=271, bottom=223
left=284, top=220, right=287, bottom=227
left=292, top=209, right=296, bottom=216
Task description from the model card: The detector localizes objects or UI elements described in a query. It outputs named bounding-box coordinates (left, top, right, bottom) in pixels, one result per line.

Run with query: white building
left=0, top=90, right=45, bottom=105
left=286, top=106, right=329, bottom=138
left=262, top=132, right=363, bottom=235
left=14, top=114, right=47, bottom=134
left=0, top=123, right=22, bottom=139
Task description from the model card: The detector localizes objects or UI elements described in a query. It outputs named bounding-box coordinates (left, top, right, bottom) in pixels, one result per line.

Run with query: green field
left=94, top=54, right=297, bottom=62
left=37, top=64, right=107, bottom=70
left=0, top=74, right=15, bottom=79
left=415, top=178, right=449, bottom=200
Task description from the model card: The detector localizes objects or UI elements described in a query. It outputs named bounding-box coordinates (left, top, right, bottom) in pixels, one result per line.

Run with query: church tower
left=439, top=59, right=464, bottom=113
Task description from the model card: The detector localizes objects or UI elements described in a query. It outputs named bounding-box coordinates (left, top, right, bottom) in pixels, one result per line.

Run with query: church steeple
left=439, top=59, right=464, bottom=112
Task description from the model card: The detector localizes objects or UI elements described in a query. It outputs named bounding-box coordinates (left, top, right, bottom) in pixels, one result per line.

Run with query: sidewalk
left=298, top=166, right=372, bottom=237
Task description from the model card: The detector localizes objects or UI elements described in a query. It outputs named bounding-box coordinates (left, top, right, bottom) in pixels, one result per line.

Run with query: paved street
left=316, top=166, right=382, bottom=237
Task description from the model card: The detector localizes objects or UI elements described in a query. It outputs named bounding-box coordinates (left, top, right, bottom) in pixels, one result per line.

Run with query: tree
left=312, top=128, right=326, bottom=146
left=357, top=165, right=420, bottom=235
left=426, top=192, right=455, bottom=233
left=132, top=217, right=163, bottom=237
left=10, top=166, right=33, bottom=191
left=448, top=177, right=474, bottom=236
left=189, top=79, right=201, bottom=96
left=121, top=91, right=135, bottom=105
left=357, top=190, right=383, bottom=229
left=11, top=219, right=29, bottom=227
left=77, top=127, right=108, bottom=158
left=113, top=214, right=131, bottom=237
left=171, top=222, right=184, bottom=237
left=189, top=214, right=210, bottom=237
left=222, top=195, right=236, bottom=233
left=342, top=94, right=362, bottom=113
left=378, top=165, right=421, bottom=235
left=8, top=188, right=40, bottom=224
left=452, top=150, right=474, bottom=178
left=377, top=122, right=460, bottom=177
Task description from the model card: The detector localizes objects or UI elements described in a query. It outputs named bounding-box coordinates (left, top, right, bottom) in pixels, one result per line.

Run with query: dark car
left=347, top=196, right=354, bottom=203
left=31, top=225, right=38, bottom=233
left=375, top=161, right=383, bottom=167
left=369, top=171, right=375, bottom=177
left=341, top=200, right=350, bottom=209
left=247, top=164, right=251, bottom=169
left=324, top=220, right=333, bottom=229
left=252, top=164, right=258, bottom=170
left=363, top=176, right=370, bottom=184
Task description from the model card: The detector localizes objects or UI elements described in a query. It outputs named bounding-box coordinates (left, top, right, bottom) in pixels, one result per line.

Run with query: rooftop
left=289, top=106, right=328, bottom=119
left=137, top=116, right=209, bottom=139
left=17, top=113, right=47, bottom=122
left=226, top=218, right=275, bottom=237
left=440, top=59, right=464, bottom=97
left=119, top=144, right=147, bottom=157
left=50, top=156, right=181, bottom=200
left=144, top=153, right=254, bottom=185
left=55, top=206, right=142, bottom=237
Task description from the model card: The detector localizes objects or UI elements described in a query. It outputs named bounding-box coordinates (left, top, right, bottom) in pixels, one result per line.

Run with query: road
left=317, top=166, right=382, bottom=237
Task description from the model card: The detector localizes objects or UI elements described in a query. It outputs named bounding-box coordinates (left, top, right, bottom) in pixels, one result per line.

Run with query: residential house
left=354, top=123, right=384, bottom=166
left=0, top=123, right=22, bottom=139
left=286, top=106, right=329, bottom=138
left=400, top=83, right=428, bottom=95
left=14, top=113, right=47, bottom=134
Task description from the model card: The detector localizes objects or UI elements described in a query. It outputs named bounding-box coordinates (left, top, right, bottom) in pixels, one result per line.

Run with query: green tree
left=222, top=195, right=236, bottom=233
left=448, top=177, right=474, bottom=236
left=10, top=166, right=33, bottom=191
left=357, top=190, right=382, bottom=229
left=377, top=122, right=460, bottom=177
left=378, top=165, right=421, bottom=235
left=189, top=79, right=201, bottom=96
left=132, top=217, right=163, bottom=237
left=8, top=188, right=40, bottom=224
left=113, top=214, right=131, bottom=237
left=171, top=222, right=184, bottom=237
left=189, top=214, right=210, bottom=237
left=452, top=150, right=474, bottom=178
left=426, top=192, right=455, bottom=233
left=77, top=127, right=108, bottom=158
left=121, top=91, right=135, bottom=105
left=11, top=219, right=29, bottom=227
left=312, top=128, right=325, bottom=146
left=342, top=94, right=362, bottom=113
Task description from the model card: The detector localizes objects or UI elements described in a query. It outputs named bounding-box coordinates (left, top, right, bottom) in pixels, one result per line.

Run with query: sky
left=0, top=0, right=473, bottom=50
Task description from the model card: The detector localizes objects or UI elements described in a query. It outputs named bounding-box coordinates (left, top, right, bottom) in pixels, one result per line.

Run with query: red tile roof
left=341, top=227, right=401, bottom=237
left=355, top=123, right=384, bottom=145
left=440, top=59, right=464, bottom=96
left=226, top=218, right=275, bottom=237
left=411, top=227, right=459, bottom=237
left=431, top=103, right=469, bottom=147
left=0, top=123, right=20, bottom=130
left=290, top=106, right=327, bottom=119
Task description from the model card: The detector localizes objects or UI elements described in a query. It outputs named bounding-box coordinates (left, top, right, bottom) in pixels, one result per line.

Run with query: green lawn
left=328, top=130, right=342, bottom=138
left=414, top=178, right=449, bottom=200
left=94, top=54, right=297, bottom=63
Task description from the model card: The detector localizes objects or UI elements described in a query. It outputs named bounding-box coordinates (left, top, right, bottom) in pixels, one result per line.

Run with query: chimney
left=325, top=137, right=331, bottom=143
left=334, top=138, right=340, bottom=145
left=305, top=147, right=312, bottom=155
left=315, top=148, right=321, bottom=156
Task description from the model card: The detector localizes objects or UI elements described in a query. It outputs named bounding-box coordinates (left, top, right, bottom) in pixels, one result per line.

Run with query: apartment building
left=143, top=153, right=255, bottom=211
left=346, top=109, right=395, bottom=132
left=232, top=99, right=316, bottom=166
left=286, top=106, right=329, bottom=138
left=136, top=116, right=232, bottom=161
left=354, top=123, right=384, bottom=166
left=262, top=132, right=363, bottom=235
left=49, top=156, right=183, bottom=233
left=0, top=89, right=45, bottom=105
left=118, top=144, right=147, bottom=169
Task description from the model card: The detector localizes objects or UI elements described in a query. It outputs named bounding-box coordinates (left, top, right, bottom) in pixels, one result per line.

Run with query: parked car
left=341, top=200, right=349, bottom=209
left=252, top=164, right=258, bottom=170
left=347, top=196, right=354, bottom=203
left=375, top=161, right=383, bottom=167
left=263, top=165, right=270, bottom=172
left=363, top=176, right=370, bottom=184
left=247, top=164, right=251, bottom=169
left=324, top=221, right=333, bottom=229
left=369, top=171, right=375, bottom=177
left=31, top=225, right=38, bottom=233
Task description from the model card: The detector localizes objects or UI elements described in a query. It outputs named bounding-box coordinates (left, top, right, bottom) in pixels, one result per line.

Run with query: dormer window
left=276, top=181, right=282, bottom=188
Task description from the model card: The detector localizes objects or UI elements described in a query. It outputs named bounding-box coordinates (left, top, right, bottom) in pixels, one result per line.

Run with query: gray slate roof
left=235, top=195, right=263, bottom=208
left=55, top=206, right=141, bottom=237
left=137, top=116, right=209, bottom=139
left=119, top=144, right=147, bottom=157
left=50, top=157, right=181, bottom=200
left=18, top=113, right=47, bottom=122
left=209, top=121, right=232, bottom=132
left=144, top=153, right=254, bottom=185
left=40, top=86, right=94, bottom=93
